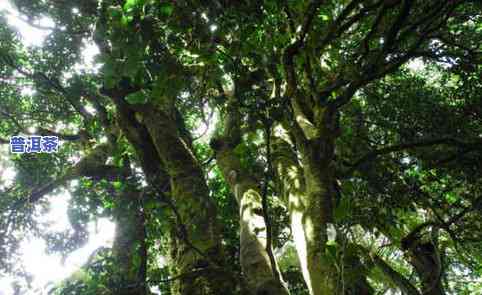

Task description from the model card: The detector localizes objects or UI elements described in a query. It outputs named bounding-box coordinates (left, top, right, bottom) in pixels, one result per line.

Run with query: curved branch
left=0, top=54, right=93, bottom=121
left=344, top=137, right=482, bottom=177
left=283, top=0, right=325, bottom=99
left=13, top=143, right=118, bottom=205
left=359, top=245, right=421, bottom=295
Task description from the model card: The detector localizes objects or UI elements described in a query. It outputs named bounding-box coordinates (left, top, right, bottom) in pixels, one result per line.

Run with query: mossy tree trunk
left=111, top=186, right=148, bottom=295
left=142, top=106, right=235, bottom=294
left=211, top=93, right=289, bottom=294
left=105, top=89, right=236, bottom=294
left=272, top=126, right=338, bottom=295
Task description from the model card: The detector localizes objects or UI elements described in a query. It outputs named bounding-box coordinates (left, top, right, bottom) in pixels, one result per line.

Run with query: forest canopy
left=0, top=0, right=481, bottom=294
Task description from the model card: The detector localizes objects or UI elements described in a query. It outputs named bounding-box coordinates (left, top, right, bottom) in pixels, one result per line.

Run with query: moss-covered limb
left=298, top=142, right=338, bottom=295
left=105, top=92, right=215, bottom=293
left=364, top=248, right=421, bottom=295
left=399, top=222, right=447, bottom=295
left=213, top=140, right=290, bottom=295
left=282, top=12, right=345, bottom=289
left=111, top=187, right=148, bottom=295
left=114, top=111, right=234, bottom=292
left=109, top=96, right=220, bottom=294
left=140, top=106, right=235, bottom=294
left=110, top=93, right=166, bottom=180
left=211, top=95, right=290, bottom=294
left=271, top=134, right=312, bottom=293
left=8, top=142, right=119, bottom=210
left=405, top=240, right=445, bottom=295
left=142, top=107, right=219, bottom=244
left=271, top=126, right=338, bottom=295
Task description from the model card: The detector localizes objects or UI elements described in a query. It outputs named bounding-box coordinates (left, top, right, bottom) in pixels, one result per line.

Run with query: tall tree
left=1, top=1, right=481, bottom=294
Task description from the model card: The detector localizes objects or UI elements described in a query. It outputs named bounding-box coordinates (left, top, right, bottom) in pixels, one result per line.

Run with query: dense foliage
left=1, top=1, right=481, bottom=294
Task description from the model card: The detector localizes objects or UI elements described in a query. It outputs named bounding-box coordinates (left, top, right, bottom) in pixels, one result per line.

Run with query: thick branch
left=0, top=54, right=93, bottom=121
left=283, top=0, right=325, bottom=98
left=344, top=137, right=481, bottom=177
left=358, top=243, right=420, bottom=295
left=0, top=109, right=83, bottom=142
left=327, top=1, right=459, bottom=109
left=211, top=95, right=289, bottom=294
left=368, top=249, right=421, bottom=295
left=15, top=143, right=117, bottom=205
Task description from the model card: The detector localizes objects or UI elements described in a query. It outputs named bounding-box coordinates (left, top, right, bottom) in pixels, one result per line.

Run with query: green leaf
left=125, top=90, right=148, bottom=104
left=325, top=243, right=338, bottom=263
left=124, top=0, right=140, bottom=12
left=334, top=196, right=351, bottom=222
left=113, top=181, right=122, bottom=190
left=83, top=179, right=93, bottom=188
left=320, top=14, right=329, bottom=21
left=159, top=3, right=174, bottom=16
left=121, top=15, right=133, bottom=26
left=445, top=191, right=457, bottom=204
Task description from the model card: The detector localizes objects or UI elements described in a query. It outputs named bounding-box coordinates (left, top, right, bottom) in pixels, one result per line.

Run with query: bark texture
left=401, top=227, right=445, bottom=295
left=272, top=123, right=338, bottom=295
left=214, top=141, right=290, bottom=295
left=212, top=95, right=290, bottom=295
left=366, top=246, right=420, bottom=295
left=409, top=241, right=445, bottom=295
left=142, top=105, right=235, bottom=294
left=107, top=90, right=235, bottom=294
left=111, top=187, right=148, bottom=295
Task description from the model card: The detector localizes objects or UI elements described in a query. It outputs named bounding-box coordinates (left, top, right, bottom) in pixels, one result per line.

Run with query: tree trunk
left=111, top=187, right=148, bottom=295
left=141, top=106, right=235, bottom=294
left=339, top=242, right=374, bottom=295
left=367, top=248, right=420, bottom=295
left=300, top=150, right=337, bottom=295
left=401, top=227, right=445, bottom=295
left=214, top=139, right=290, bottom=295
left=272, top=130, right=337, bottom=295
left=409, top=241, right=445, bottom=295
left=109, top=94, right=235, bottom=294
